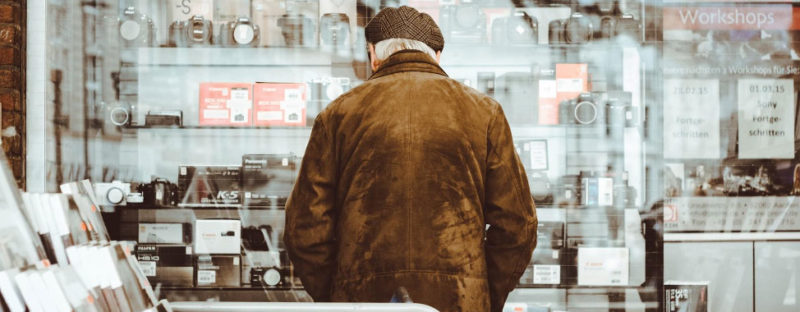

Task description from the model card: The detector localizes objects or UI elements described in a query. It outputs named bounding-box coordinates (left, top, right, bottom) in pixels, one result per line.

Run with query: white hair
left=373, top=38, right=438, bottom=62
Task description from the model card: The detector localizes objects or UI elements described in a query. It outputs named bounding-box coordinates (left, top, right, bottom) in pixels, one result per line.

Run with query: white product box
left=577, top=247, right=629, bottom=286
left=138, top=223, right=184, bottom=244
left=193, top=219, right=241, bottom=254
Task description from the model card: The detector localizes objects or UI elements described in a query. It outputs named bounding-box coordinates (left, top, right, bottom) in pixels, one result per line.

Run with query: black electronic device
left=145, top=110, right=183, bottom=127
left=605, top=91, right=637, bottom=127
left=169, top=15, right=214, bottom=47
left=242, top=154, right=298, bottom=207
left=491, top=11, right=538, bottom=45
left=194, top=255, right=241, bottom=287
left=614, top=14, right=642, bottom=41
left=564, top=11, right=593, bottom=43
left=119, top=6, right=156, bottom=48
left=439, top=1, right=487, bottom=44
left=560, top=92, right=605, bottom=125
left=250, top=267, right=290, bottom=287
left=136, top=244, right=194, bottom=287
left=548, top=19, right=565, bottom=44
left=139, top=178, right=180, bottom=207
left=529, top=172, right=553, bottom=205
left=218, top=17, right=260, bottom=47
left=320, top=13, right=350, bottom=53
left=107, top=101, right=133, bottom=126
left=278, top=14, right=316, bottom=47
left=554, top=175, right=580, bottom=206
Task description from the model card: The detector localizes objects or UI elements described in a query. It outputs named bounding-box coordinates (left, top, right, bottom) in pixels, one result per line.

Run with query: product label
left=737, top=79, right=794, bottom=159
left=538, top=79, right=558, bottom=125
left=140, top=261, right=156, bottom=277
left=532, top=265, right=560, bottom=284
left=197, top=270, right=216, bottom=285
left=663, top=79, right=720, bottom=159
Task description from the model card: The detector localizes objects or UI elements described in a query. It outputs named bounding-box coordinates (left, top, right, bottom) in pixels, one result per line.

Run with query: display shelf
left=134, top=47, right=339, bottom=67
left=441, top=43, right=633, bottom=67
left=121, top=204, right=286, bottom=211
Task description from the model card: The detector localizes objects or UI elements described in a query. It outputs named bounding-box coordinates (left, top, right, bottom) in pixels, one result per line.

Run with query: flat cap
left=365, top=6, right=444, bottom=52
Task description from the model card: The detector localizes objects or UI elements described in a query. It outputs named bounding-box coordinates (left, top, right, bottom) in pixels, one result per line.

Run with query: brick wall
left=0, top=0, right=24, bottom=188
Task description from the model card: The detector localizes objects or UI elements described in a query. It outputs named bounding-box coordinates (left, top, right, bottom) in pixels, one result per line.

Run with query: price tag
left=737, top=79, right=794, bottom=159
left=533, top=265, right=560, bottom=284
left=663, top=79, right=720, bottom=159
left=197, top=270, right=216, bottom=285
left=139, top=261, right=156, bottom=277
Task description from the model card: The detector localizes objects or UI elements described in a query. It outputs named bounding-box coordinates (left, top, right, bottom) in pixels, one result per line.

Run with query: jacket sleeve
left=484, top=105, right=538, bottom=312
left=285, top=116, right=338, bottom=301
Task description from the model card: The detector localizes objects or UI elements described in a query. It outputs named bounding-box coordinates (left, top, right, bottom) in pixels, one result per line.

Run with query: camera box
left=193, top=219, right=241, bottom=255
left=135, top=244, right=194, bottom=287
left=577, top=247, right=628, bottom=286
left=253, top=82, right=307, bottom=127
left=138, top=223, right=190, bottom=244
left=242, top=154, right=298, bottom=207
left=198, top=82, right=253, bottom=126
left=555, top=63, right=589, bottom=103
left=665, top=282, right=708, bottom=312
left=178, top=165, right=242, bottom=206
left=195, top=255, right=241, bottom=287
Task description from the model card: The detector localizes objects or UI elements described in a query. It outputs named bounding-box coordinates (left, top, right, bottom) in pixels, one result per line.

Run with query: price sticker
left=139, top=261, right=156, bottom=277
left=197, top=270, right=216, bottom=285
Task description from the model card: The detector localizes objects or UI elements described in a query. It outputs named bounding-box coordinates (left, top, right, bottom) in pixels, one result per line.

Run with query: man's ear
left=368, top=43, right=380, bottom=72
left=435, top=50, right=442, bottom=63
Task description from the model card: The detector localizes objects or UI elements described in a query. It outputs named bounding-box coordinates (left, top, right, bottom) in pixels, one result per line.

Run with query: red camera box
left=199, top=82, right=253, bottom=126
left=253, top=82, right=307, bottom=127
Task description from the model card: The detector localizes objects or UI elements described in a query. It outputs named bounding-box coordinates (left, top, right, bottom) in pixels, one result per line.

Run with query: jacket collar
left=369, top=50, right=449, bottom=80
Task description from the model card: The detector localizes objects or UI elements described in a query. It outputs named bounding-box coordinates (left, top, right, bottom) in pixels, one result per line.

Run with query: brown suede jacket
left=285, top=50, right=538, bottom=312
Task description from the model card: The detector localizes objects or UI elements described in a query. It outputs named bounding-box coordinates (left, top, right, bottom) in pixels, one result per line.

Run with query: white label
left=285, top=88, right=302, bottom=101
left=197, top=270, right=216, bottom=285
left=533, top=265, right=561, bottom=284
left=257, top=111, right=283, bottom=121
left=203, top=109, right=229, bottom=120
left=538, top=80, right=557, bottom=99
left=282, top=158, right=289, bottom=166
left=737, top=79, right=794, bottom=159
left=140, top=261, right=157, bottom=277
left=578, top=247, right=629, bottom=286
left=230, top=88, right=249, bottom=100
left=556, top=78, right=584, bottom=93
left=663, top=79, right=720, bottom=159
left=598, top=177, right=614, bottom=206
left=528, top=140, right=548, bottom=170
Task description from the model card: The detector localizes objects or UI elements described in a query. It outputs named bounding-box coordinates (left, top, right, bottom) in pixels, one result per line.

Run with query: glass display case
left=31, top=0, right=663, bottom=311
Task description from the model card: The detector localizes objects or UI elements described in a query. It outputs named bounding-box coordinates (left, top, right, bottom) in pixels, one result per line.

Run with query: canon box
left=178, top=166, right=242, bottom=206
left=193, top=219, right=241, bottom=254
left=138, top=223, right=191, bottom=244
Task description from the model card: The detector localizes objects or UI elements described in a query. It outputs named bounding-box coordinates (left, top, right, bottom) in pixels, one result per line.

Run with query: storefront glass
left=18, top=0, right=800, bottom=311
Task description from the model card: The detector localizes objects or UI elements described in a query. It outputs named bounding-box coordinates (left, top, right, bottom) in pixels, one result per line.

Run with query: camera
left=605, top=91, right=637, bottom=127
left=309, top=77, right=351, bottom=116
left=217, top=17, right=260, bottom=47
left=492, top=11, right=538, bottom=45
left=105, top=101, right=134, bottom=127
left=439, top=1, right=487, bottom=44
left=95, top=181, right=138, bottom=207
left=169, top=15, right=213, bottom=47
left=250, top=267, right=290, bottom=287
left=548, top=19, right=565, bottom=44
left=139, top=178, right=180, bottom=207
left=560, top=93, right=605, bottom=125
left=119, top=6, right=156, bottom=48
left=320, top=13, right=351, bottom=54
left=563, top=12, right=593, bottom=43
left=278, top=14, right=316, bottom=47
left=528, top=172, right=553, bottom=205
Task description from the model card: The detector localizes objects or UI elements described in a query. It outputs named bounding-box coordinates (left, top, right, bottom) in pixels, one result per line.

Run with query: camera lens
left=574, top=100, right=597, bottom=124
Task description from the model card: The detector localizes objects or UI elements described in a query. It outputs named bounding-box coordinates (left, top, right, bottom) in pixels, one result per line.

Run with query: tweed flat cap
left=365, top=6, right=444, bottom=52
